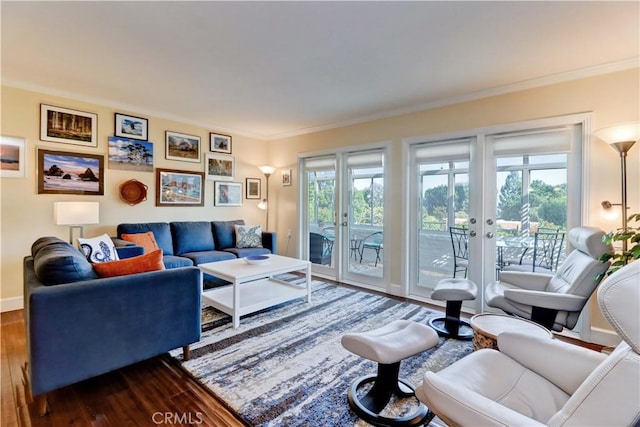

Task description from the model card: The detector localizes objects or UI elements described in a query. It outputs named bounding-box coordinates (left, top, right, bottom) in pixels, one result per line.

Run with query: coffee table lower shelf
left=202, top=278, right=308, bottom=322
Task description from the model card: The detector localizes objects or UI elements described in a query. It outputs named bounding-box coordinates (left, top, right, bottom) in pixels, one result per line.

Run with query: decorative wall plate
left=119, top=179, right=148, bottom=206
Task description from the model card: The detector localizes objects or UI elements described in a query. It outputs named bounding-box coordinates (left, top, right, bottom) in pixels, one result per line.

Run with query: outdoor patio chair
left=359, top=231, right=383, bottom=267
left=309, top=232, right=333, bottom=265
left=503, top=229, right=565, bottom=273
left=449, top=226, right=469, bottom=278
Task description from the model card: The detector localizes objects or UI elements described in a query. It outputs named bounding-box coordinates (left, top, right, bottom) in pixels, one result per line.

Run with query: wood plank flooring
left=1, top=310, right=246, bottom=427
left=2, top=294, right=604, bottom=427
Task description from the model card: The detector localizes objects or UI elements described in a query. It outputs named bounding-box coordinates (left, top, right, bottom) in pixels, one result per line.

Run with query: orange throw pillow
left=121, top=231, right=159, bottom=254
left=93, top=249, right=165, bottom=278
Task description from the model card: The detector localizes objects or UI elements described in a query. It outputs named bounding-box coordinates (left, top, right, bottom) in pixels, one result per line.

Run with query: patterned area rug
left=171, top=276, right=473, bottom=426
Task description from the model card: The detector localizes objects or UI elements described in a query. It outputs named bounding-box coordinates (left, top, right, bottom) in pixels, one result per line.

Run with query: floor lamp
left=595, top=122, right=639, bottom=252
left=258, top=165, right=276, bottom=230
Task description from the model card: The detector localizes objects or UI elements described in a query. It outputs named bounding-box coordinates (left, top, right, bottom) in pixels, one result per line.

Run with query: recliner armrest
left=498, top=271, right=553, bottom=291
left=504, top=289, right=586, bottom=311
left=417, top=370, right=545, bottom=426
left=498, top=332, right=607, bottom=395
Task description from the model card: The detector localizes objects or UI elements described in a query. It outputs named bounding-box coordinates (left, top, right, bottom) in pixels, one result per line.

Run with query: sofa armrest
left=262, top=231, right=277, bottom=254
left=498, top=270, right=553, bottom=291
left=504, top=289, right=586, bottom=311
left=113, top=239, right=145, bottom=259
left=25, top=263, right=202, bottom=397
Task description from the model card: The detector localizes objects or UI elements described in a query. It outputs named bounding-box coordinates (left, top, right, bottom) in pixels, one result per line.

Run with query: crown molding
left=4, top=57, right=637, bottom=141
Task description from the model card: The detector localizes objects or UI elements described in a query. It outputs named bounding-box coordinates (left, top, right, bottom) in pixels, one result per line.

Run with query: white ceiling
left=2, top=1, right=639, bottom=140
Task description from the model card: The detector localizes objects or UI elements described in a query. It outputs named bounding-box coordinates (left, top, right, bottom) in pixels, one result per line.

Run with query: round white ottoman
left=428, top=278, right=477, bottom=340
left=341, top=319, right=439, bottom=426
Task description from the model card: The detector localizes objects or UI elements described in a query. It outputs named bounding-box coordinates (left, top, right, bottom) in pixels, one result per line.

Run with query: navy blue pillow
left=170, top=221, right=215, bottom=255
left=32, top=238, right=98, bottom=285
left=213, top=220, right=245, bottom=249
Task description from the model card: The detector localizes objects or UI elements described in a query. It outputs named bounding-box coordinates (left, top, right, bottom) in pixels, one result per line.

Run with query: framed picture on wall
left=0, top=136, right=26, bottom=178
left=165, top=131, right=201, bottom=163
left=214, top=181, right=242, bottom=207
left=205, top=153, right=234, bottom=180
left=114, top=113, right=148, bottom=141
left=210, top=133, right=232, bottom=154
left=245, top=177, right=261, bottom=199
left=108, top=136, right=154, bottom=172
left=282, top=169, right=292, bottom=186
left=155, top=168, right=204, bottom=206
left=37, top=148, right=104, bottom=195
left=40, top=104, right=98, bottom=147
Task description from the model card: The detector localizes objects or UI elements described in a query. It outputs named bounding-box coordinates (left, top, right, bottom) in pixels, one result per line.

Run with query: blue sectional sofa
left=24, top=237, right=202, bottom=415
left=117, top=219, right=277, bottom=268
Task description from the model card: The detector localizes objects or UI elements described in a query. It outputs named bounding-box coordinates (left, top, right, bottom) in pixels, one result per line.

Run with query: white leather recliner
left=486, top=226, right=613, bottom=331
left=416, top=259, right=640, bottom=426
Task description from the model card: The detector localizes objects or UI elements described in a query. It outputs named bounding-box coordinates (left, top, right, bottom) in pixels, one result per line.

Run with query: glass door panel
left=342, top=150, right=386, bottom=287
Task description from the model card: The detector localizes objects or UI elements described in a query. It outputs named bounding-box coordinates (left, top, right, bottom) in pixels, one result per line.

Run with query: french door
left=300, top=148, right=387, bottom=290
left=408, top=116, right=586, bottom=318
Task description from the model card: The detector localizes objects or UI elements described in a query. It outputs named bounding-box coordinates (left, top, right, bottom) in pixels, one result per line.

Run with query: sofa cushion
left=224, top=247, right=271, bottom=258
left=180, top=250, right=236, bottom=265
left=235, top=225, right=263, bottom=248
left=171, top=221, right=215, bottom=255
left=93, top=249, right=165, bottom=278
left=162, top=255, right=195, bottom=269
left=120, top=231, right=159, bottom=254
left=213, top=220, right=245, bottom=250
left=117, top=223, right=174, bottom=256
left=32, top=237, right=99, bottom=285
left=78, top=234, right=120, bottom=263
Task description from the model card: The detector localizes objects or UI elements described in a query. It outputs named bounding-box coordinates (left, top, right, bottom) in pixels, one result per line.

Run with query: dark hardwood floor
left=1, top=310, right=246, bottom=427
left=2, top=286, right=604, bottom=427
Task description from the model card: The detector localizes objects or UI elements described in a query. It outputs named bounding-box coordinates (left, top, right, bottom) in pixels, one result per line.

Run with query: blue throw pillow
left=32, top=239, right=98, bottom=285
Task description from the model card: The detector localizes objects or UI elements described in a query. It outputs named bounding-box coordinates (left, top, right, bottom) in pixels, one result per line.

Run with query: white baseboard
left=1, top=296, right=23, bottom=313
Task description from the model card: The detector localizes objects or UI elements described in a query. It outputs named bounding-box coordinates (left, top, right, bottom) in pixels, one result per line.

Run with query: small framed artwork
left=245, top=177, right=261, bottom=199
left=282, top=169, right=292, bottom=186
left=155, top=168, right=204, bottom=207
left=210, top=133, right=232, bottom=154
left=114, top=113, right=148, bottom=141
left=165, top=131, right=201, bottom=163
left=214, top=181, right=243, bottom=207
left=108, top=136, right=154, bottom=172
left=205, top=153, right=234, bottom=180
left=37, top=148, right=104, bottom=195
left=40, top=104, right=98, bottom=147
left=0, top=136, right=26, bottom=178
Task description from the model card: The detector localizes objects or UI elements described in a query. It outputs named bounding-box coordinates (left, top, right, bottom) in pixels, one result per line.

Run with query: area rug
left=171, top=276, right=473, bottom=426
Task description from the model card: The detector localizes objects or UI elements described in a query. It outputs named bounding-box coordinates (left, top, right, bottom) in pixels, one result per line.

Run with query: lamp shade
left=258, top=165, right=277, bottom=175
left=594, top=122, right=640, bottom=144
left=54, top=202, right=99, bottom=225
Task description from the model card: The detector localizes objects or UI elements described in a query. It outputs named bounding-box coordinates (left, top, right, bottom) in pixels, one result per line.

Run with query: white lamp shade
left=594, top=122, right=640, bottom=144
left=257, top=199, right=268, bottom=210
left=258, top=165, right=277, bottom=175
left=54, top=202, right=100, bottom=225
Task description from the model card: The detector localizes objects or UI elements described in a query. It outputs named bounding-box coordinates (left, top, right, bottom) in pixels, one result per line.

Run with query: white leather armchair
left=416, top=260, right=640, bottom=426
left=486, top=226, right=613, bottom=331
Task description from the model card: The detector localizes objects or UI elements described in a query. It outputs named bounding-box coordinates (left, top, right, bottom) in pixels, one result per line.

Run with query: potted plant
left=599, top=213, right=640, bottom=277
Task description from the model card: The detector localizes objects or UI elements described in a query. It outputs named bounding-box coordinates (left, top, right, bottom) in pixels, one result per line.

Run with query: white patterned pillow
left=235, top=225, right=263, bottom=249
left=78, top=233, right=120, bottom=263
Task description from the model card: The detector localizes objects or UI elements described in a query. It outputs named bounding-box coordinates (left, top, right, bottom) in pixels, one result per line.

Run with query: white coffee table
left=198, top=255, right=311, bottom=328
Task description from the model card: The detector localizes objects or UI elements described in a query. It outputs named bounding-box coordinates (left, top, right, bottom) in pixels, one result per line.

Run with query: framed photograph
left=40, top=104, right=98, bottom=147
left=37, top=148, right=104, bottom=195
left=205, top=153, right=234, bottom=180
left=210, top=133, right=232, bottom=154
left=108, top=136, right=154, bottom=172
left=0, top=136, right=26, bottom=178
left=155, top=168, right=204, bottom=207
left=282, top=169, right=292, bottom=186
left=114, top=113, right=148, bottom=141
left=214, top=181, right=242, bottom=207
left=165, top=131, right=201, bottom=163
left=245, top=177, right=261, bottom=199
